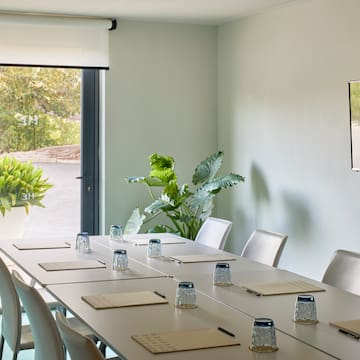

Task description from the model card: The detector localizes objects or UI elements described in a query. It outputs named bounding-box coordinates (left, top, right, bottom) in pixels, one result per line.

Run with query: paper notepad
left=39, top=260, right=106, bottom=272
left=82, top=290, right=168, bottom=309
left=128, top=238, right=186, bottom=246
left=330, top=320, right=360, bottom=338
left=242, top=280, right=325, bottom=296
left=132, top=328, right=240, bottom=354
left=13, top=242, right=71, bottom=250
left=169, top=254, right=236, bottom=263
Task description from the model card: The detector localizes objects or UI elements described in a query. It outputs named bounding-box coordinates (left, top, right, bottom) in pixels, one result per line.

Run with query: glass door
left=0, top=66, right=99, bottom=239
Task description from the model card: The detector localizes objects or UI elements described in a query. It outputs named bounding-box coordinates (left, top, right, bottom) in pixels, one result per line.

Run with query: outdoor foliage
left=0, top=67, right=80, bottom=153
left=124, top=151, right=245, bottom=240
left=0, top=156, right=52, bottom=216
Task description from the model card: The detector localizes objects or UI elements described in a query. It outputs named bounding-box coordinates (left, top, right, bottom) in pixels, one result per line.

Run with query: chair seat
left=19, top=324, right=34, bottom=350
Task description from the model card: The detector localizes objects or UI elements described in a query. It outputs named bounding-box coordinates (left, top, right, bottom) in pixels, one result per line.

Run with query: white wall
left=218, top=0, right=360, bottom=279
left=103, top=21, right=217, bottom=233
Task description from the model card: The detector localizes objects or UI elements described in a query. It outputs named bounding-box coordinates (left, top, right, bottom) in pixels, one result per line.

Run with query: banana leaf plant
left=124, top=151, right=244, bottom=240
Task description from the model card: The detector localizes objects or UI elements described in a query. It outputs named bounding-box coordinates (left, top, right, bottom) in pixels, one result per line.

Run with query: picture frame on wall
left=349, top=80, right=360, bottom=171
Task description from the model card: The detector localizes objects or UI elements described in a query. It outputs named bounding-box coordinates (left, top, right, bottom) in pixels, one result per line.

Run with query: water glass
left=294, top=294, right=318, bottom=324
left=175, top=281, right=197, bottom=309
left=76, top=232, right=91, bottom=253
left=213, top=262, right=232, bottom=287
left=147, top=238, right=162, bottom=258
left=250, top=318, right=278, bottom=353
left=112, top=249, right=128, bottom=271
left=109, top=224, right=123, bottom=241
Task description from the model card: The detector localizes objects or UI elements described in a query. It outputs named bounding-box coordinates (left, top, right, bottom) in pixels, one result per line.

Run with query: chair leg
left=99, top=342, right=107, bottom=357
left=0, top=335, right=4, bottom=359
left=56, top=305, right=67, bottom=316
left=12, top=352, right=18, bottom=360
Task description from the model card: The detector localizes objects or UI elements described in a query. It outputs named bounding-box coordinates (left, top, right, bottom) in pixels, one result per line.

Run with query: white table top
left=3, top=233, right=359, bottom=358
left=0, top=240, right=167, bottom=286
left=93, top=234, right=360, bottom=360
left=92, top=234, right=275, bottom=277
left=188, top=270, right=360, bottom=360
left=47, top=277, right=335, bottom=360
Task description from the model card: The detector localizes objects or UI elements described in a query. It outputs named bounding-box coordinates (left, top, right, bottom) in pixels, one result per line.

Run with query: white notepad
left=132, top=328, right=240, bottom=354
left=82, top=290, right=168, bottom=309
left=242, top=280, right=325, bottom=296
left=13, top=242, right=71, bottom=250
left=169, top=254, right=236, bottom=263
left=39, top=260, right=106, bottom=271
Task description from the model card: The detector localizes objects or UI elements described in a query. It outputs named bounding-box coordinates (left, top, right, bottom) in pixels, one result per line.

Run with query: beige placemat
left=39, top=260, right=106, bottom=272
left=13, top=242, right=71, bottom=250
left=169, top=254, right=236, bottom=263
left=330, top=319, right=360, bottom=338
left=82, top=290, right=168, bottom=309
left=128, top=238, right=186, bottom=246
left=132, top=328, right=240, bottom=354
left=242, top=280, right=325, bottom=296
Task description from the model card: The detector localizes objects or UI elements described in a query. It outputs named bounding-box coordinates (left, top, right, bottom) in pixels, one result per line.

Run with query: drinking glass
left=112, top=249, right=128, bottom=271
left=249, top=318, right=278, bottom=353
left=294, top=294, right=318, bottom=324
left=213, top=262, right=232, bottom=287
left=147, top=238, right=162, bottom=258
left=76, top=232, right=91, bottom=253
left=175, top=281, right=197, bottom=309
left=109, top=224, right=123, bottom=241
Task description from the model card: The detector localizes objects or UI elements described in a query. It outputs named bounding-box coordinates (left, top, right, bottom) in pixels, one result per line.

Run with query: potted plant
left=124, top=151, right=244, bottom=239
left=0, top=156, right=52, bottom=239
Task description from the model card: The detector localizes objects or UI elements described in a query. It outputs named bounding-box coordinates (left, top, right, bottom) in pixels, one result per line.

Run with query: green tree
left=0, top=67, right=80, bottom=153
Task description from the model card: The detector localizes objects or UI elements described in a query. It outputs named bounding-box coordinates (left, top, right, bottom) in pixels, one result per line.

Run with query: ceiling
left=0, top=0, right=298, bottom=24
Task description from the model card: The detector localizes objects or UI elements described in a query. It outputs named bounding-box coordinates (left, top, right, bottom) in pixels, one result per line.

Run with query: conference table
left=2, top=233, right=360, bottom=359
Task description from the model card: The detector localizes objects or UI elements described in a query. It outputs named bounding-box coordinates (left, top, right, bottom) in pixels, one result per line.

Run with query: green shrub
left=0, top=156, right=52, bottom=216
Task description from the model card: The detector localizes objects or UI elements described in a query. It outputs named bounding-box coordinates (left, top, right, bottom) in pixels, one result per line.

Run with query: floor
left=23, top=162, right=80, bottom=240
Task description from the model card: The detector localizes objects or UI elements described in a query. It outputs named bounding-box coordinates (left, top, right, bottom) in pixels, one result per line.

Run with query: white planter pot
left=0, top=207, right=28, bottom=240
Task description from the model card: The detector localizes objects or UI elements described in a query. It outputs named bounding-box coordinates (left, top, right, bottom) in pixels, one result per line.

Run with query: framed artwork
left=349, top=81, right=360, bottom=171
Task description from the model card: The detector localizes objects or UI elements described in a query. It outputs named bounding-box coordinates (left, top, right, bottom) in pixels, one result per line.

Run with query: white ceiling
left=0, top=0, right=298, bottom=24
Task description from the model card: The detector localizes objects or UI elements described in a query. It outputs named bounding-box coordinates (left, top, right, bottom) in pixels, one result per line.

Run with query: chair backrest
left=322, top=249, right=360, bottom=296
left=11, top=270, right=65, bottom=360
left=55, top=311, right=105, bottom=360
left=240, top=229, right=288, bottom=267
left=0, top=256, right=22, bottom=353
left=195, top=217, right=232, bottom=250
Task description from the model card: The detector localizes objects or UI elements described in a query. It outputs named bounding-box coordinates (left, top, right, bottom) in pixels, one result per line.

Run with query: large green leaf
left=149, top=154, right=176, bottom=183
left=124, top=208, right=145, bottom=234
left=192, top=151, right=224, bottom=185
left=188, top=188, right=215, bottom=219
left=201, top=173, right=245, bottom=193
left=125, top=176, right=164, bottom=187
left=145, top=198, right=174, bottom=214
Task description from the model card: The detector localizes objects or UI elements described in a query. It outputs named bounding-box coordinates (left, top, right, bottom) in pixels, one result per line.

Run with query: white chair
left=12, top=270, right=65, bottom=360
left=55, top=312, right=120, bottom=360
left=240, top=229, right=288, bottom=267
left=195, top=217, right=232, bottom=250
left=0, top=252, right=59, bottom=313
left=11, top=270, right=96, bottom=360
left=0, top=257, right=34, bottom=360
left=322, top=249, right=360, bottom=296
